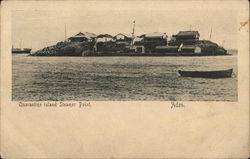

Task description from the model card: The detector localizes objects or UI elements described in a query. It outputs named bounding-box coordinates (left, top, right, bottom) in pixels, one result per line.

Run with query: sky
left=12, top=1, right=238, bottom=51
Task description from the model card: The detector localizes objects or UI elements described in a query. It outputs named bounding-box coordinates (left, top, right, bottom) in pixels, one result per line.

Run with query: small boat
left=178, top=68, right=233, bottom=78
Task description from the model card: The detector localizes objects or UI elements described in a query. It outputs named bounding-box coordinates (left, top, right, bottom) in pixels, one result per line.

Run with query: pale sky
left=12, top=1, right=238, bottom=51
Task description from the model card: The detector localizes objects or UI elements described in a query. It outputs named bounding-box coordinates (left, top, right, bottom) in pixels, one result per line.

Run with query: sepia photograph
left=11, top=2, right=238, bottom=101
left=1, top=1, right=249, bottom=159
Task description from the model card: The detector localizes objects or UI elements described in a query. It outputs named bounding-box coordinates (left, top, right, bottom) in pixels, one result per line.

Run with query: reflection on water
left=12, top=54, right=237, bottom=101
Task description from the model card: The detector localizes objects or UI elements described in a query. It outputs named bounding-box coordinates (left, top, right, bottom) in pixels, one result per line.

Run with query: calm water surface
left=12, top=54, right=237, bottom=101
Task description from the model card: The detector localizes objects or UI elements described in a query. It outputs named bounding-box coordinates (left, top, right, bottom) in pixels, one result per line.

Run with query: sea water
left=12, top=53, right=237, bottom=101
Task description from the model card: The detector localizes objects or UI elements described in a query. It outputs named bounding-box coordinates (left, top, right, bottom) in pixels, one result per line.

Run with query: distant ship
left=12, top=47, right=32, bottom=53
left=12, top=40, right=32, bottom=54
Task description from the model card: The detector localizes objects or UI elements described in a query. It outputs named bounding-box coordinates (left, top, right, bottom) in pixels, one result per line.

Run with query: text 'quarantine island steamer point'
left=31, top=23, right=229, bottom=56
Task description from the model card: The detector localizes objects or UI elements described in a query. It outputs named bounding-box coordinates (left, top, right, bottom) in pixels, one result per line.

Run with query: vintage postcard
left=1, top=0, right=249, bottom=158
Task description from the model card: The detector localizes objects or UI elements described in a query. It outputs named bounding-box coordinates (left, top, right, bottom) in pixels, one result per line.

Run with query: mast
left=131, top=21, right=135, bottom=48
left=20, top=39, right=22, bottom=49
left=209, top=27, right=212, bottom=40
left=132, top=21, right=135, bottom=38
left=222, top=40, right=225, bottom=47
left=65, top=24, right=67, bottom=42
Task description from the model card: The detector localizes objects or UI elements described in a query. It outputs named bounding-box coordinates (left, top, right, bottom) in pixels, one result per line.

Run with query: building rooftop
left=174, top=31, right=200, bottom=37
left=70, top=32, right=97, bottom=39
left=140, top=32, right=167, bottom=38
left=97, top=34, right=113, bottom=38
left=115, top=33, right=132, bottom=38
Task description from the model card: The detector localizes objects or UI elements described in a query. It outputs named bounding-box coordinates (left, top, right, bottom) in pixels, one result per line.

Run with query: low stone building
left=114, top=33, right=132, bottom=42
left=139, top=32, right=168, bottom=52
left=96, top=34, right=114, bottom=42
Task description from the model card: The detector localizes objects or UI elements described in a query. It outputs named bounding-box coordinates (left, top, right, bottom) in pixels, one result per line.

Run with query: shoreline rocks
left=30, top=41, right=92, bottom=56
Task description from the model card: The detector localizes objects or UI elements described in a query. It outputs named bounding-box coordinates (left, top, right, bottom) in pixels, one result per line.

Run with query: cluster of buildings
left=67, top=30, right=228, bottom=56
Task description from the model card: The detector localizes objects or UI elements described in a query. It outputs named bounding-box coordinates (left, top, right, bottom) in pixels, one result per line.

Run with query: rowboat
left=178, top=68, right=233, bottom=78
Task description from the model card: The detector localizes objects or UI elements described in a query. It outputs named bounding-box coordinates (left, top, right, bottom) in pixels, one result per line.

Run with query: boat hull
left=178, top=69, right=233, bottom=78
left=12, top=48, right=31, bottom=54
left=12, top=51, right=31, bottom=54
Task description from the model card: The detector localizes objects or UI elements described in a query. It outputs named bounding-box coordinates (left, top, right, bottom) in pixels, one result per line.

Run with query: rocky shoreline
left=30, top=41, right=92, bottom=56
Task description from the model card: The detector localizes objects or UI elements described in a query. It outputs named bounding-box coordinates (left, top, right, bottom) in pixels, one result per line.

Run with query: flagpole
left=131, top=21, right=135, bottom=48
